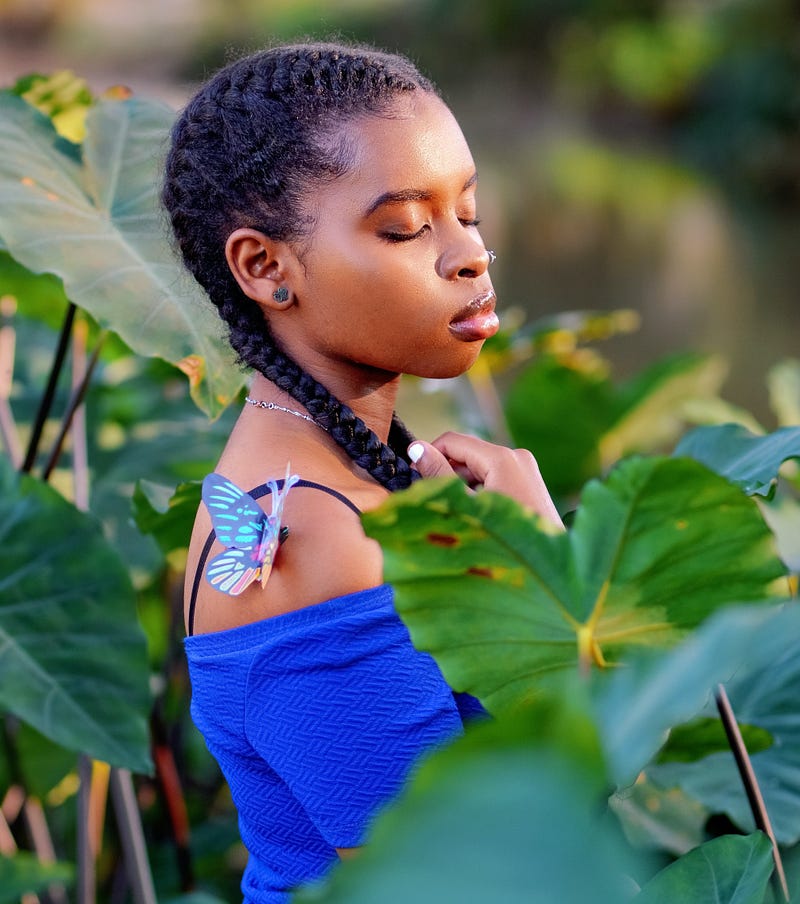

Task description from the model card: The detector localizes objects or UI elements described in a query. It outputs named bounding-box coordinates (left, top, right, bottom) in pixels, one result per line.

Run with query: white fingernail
left=408, top=442, right=424, bottom=464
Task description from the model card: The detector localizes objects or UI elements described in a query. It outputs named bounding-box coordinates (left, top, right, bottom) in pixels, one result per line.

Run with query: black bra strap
left=187, top=479, right=361, bottom=636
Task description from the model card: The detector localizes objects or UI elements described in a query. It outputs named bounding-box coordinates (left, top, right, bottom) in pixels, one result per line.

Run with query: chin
left=407, top=346, right=484, bottom=380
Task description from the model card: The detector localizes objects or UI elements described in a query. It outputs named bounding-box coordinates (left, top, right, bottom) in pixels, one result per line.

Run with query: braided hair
left=162, top=42, right=437, bottom=490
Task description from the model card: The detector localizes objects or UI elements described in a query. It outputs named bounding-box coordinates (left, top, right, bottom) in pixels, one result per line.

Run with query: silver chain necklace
left=244, top=396, right=327, bottom=431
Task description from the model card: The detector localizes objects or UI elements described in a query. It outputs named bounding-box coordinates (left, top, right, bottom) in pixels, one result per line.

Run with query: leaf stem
left=21, top=797, right=69, bottom=904
left=715, top=683, right=789, bottom=902
left=21, top=301, right=76, bottom=474
left=0, top=296, right=23, bottom=468
left=41, top=330, right=106, bottom=481
left=109, top=769, right=158, bottom=904
left=70, top=316, right=90, bottom=509
left=76, top=755, right=96, bottom=904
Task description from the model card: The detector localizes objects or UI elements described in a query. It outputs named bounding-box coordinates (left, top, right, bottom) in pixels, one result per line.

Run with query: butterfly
left=201, top=464, right=300, bottom=596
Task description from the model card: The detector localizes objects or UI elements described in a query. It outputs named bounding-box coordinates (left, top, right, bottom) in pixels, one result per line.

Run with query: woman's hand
left=408, top=433, right=563, bottom=529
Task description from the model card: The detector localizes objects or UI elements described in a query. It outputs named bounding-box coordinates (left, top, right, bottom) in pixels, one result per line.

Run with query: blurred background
left=1, top=0, right=798, bottom=422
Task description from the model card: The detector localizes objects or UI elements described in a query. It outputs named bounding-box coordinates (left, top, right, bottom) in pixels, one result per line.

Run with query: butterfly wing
left=202, top=473, right=267, bottom=551
left=202, top=468, right=300, bottom=595
left=205, top=548, right=260, bottom=596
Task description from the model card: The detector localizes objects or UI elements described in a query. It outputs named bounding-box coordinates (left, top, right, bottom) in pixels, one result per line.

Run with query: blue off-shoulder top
left=185, top=574, right=484, bottom=902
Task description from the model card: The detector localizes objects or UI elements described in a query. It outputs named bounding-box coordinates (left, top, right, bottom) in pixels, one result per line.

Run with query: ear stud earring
left=272, top=287, right=290, bottom=302
left=487, top=250, right=497, bottom=265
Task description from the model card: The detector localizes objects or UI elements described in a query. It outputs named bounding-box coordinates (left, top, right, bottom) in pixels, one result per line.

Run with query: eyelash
left=381, top=218, right=482, bottom=243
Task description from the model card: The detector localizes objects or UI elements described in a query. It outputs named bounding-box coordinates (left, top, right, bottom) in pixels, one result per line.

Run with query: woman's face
left=276, top=91, right=497, bottom=385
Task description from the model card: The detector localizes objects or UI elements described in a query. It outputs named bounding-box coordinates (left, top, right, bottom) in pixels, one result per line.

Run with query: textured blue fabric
left=184, top=583, right=483, bottom=903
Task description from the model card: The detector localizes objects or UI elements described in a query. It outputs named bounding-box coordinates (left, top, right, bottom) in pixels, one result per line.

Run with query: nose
left=436, top=232, right=491, bottom=281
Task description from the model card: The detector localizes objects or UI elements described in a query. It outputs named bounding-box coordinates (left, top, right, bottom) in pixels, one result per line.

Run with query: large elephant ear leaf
left=362, top=456, right=785, bottom=714
left=0, top=456, right=152, bottom=773
left=674, top=424, right=800, bottom=495
left=0, top=92, right=243, bottom=417
left=635, top=832, right=774, bottom=904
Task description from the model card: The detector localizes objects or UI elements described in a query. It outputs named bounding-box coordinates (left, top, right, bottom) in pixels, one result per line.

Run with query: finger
left=429, top=432, right=495, bottom=483
left=407, top=441, right=457, bottom=479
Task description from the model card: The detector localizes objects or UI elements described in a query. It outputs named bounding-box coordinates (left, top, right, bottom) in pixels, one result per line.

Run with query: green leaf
left=132, top=479, right=201, bottom=557
left=648, top=601, right=800, bottom=845
left=635, top=832, right=774, bottom=904
left=505, top=355, right=616, bottom=497
left=297, top=697, right=639, bottom=904
left=0, top=852, right=74, bottom=903
left=0, top=250, right=71, bottom=329
left=764, top=842, right=800, bottom=904
left=600, top=353, right=728, bottom=465
left=14, top=69, right=93, bottom=143
left=658, top=717, right=772, bottom=764
left=14, top=722, right=77, bottom=799
left=362, top=457, right=785, bottom=713
left=0, top=455, right=152, bottom=772
left=674, top=424, right=800, bottom=495
left=594, top=603, right=788, bottom=785
left=0, top=92, right=243, bottom=417
left=505, top=353, right=727, bottom=497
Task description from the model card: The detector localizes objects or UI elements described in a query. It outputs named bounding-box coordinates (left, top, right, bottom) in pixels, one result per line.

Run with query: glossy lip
left=448, top=290, right=499, bottom=342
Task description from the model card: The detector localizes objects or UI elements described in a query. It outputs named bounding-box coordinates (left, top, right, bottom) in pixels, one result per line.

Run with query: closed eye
left=381, top=224, right=430, bottom=243
left=381, top=216, right=480, bottom=243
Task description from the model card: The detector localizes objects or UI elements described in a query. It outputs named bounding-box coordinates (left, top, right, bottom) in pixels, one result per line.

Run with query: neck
left=249, top=366, right=401, bottom=444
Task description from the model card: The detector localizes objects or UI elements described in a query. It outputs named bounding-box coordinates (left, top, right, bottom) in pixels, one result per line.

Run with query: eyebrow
left=364, top=172, right=478, bottom=218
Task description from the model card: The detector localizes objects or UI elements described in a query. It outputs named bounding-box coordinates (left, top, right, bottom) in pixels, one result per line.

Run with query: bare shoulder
left=184, top=461, right=390, bottom=636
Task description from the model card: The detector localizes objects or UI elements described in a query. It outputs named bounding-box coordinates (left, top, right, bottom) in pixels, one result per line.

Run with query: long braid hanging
left=163, top=43, right=436, bottom=491
left=221, top=290, right=421, bottom=491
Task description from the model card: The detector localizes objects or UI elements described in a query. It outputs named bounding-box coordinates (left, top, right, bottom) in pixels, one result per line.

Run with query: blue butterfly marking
left=201, top=465, right=300, bottom=596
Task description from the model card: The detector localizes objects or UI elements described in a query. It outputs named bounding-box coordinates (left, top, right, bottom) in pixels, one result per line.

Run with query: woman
left=163, top=41, right=561, bottom=902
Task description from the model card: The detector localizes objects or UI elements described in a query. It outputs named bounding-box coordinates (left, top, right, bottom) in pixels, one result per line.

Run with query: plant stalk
left=71, top=316, right=90, bottom=508
left=21, top=798, right=69, bottom=904
left=715, top=683, right=789, bottom=902
left=109, top=769, right=157, bottom=904
left=76, top=756, right=97, bottom=904
left=41, top=330, right=105, bottom=481
left=21, top=302, right=76, bottom=474
left=0, top=295, right=23, bottom=467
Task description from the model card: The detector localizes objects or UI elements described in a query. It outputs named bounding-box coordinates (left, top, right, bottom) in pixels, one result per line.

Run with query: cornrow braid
left=162, top=42, right=436, bottom=490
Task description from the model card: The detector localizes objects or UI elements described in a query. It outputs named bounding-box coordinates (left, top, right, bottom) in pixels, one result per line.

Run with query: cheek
left=301, top=241, right=448, bottom=353
left=339, top=264, right=435, bottom=326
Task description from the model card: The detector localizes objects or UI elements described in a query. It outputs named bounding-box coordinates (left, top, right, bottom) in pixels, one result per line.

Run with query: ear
left=225, top=228, right=294, bottom=310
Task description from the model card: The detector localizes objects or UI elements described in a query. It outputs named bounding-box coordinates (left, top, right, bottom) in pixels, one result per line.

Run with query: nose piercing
left=487, top=250, right=497, bottom=264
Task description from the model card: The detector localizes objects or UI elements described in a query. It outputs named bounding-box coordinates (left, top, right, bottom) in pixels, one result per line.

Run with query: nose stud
left=487, top=250, right=497, bottom=265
